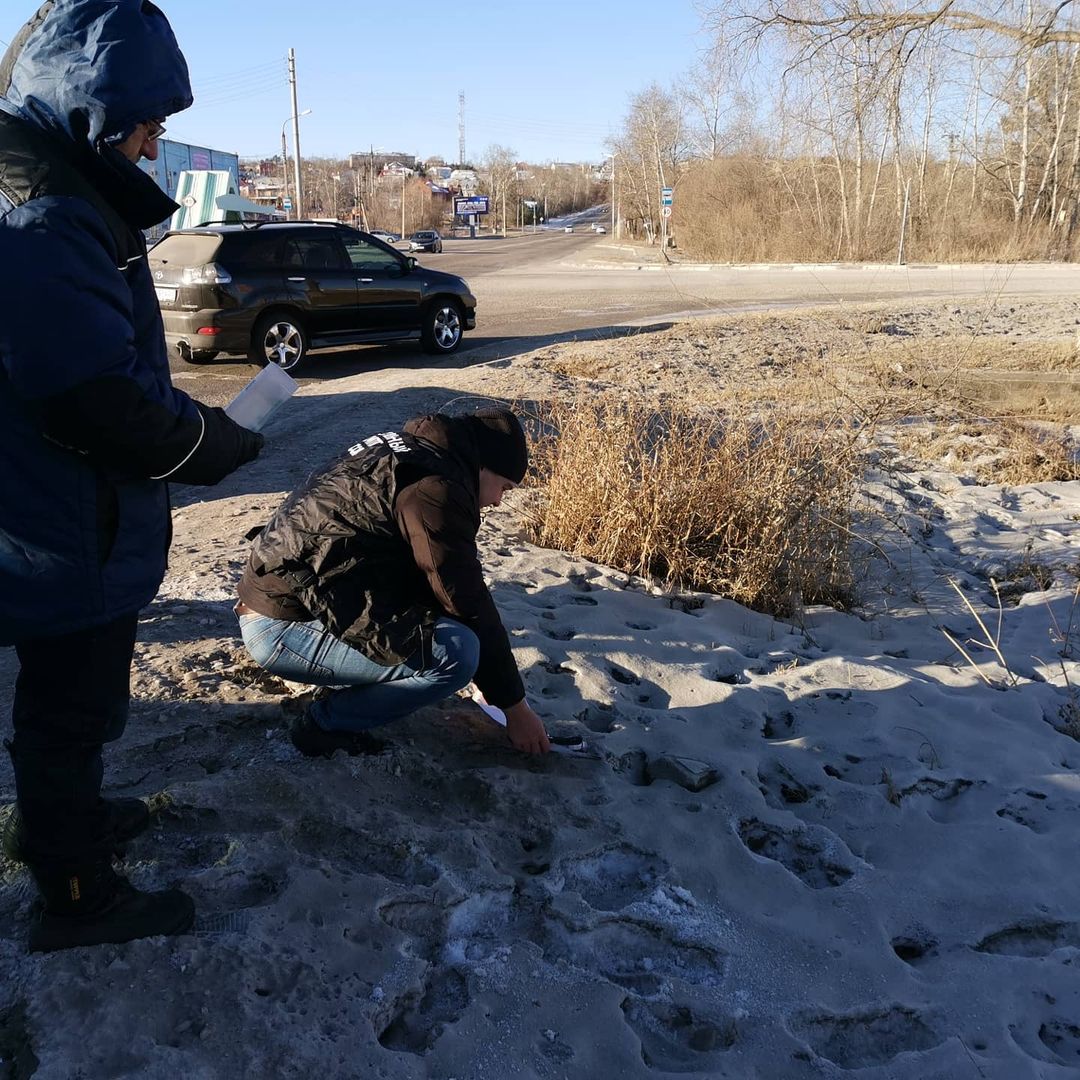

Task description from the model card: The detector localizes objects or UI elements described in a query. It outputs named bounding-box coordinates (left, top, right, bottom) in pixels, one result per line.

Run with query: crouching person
left=237, top=409, right=550, bottom=757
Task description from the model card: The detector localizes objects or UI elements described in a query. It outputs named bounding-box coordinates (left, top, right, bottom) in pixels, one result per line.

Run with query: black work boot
left=289, top=709, right=386, bottom=759
left=27, top=863, right=194, bottom=954
left=2, top=797, right=150, bottom=865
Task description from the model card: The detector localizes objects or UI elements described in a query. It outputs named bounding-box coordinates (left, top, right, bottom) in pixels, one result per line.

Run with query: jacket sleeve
left=0, top=196, right=261, bottom=484
left=395, top=475, right=526, bottom=708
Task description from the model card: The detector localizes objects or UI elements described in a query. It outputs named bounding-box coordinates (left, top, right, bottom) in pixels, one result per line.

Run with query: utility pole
left=401, top=170, right=406, bottom=239
left=458, top=91, right=466, bottom=167
left=288, top=48, right=304, bottom=219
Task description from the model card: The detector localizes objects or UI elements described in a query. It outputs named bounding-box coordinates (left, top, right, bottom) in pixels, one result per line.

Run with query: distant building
left=138, top=138, right=239, bottom=238
left=240, top=176, right=286, bottom=210
left=449, top=169, right=479, bottom=195
left=348, top=150, right=417, bottom=174
left=139, top=138, right=239, bottom=201
left=239, top=157, right=282, bottom=179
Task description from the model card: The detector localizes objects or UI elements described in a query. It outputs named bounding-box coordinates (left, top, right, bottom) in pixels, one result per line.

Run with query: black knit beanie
left=466, top=408, right=528, bottom=483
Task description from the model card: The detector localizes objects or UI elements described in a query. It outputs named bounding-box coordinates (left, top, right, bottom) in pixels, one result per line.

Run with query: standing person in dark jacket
left=0, top=1, right=263, bottom=953
left=236, top=409, right=551, bottom=758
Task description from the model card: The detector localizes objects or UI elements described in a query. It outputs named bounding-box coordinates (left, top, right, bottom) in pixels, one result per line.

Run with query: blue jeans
left=238, top=613, right=479, bottom=733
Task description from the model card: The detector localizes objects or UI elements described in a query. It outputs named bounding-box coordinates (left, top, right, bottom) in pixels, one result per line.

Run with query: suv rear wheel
left=421, top=299, right=463, bottom=354
left=250, top=312, right=309, bottom=372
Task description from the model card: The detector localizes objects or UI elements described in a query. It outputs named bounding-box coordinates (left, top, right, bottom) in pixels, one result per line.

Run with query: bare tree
left=610, top=83, right=692, bottom=242
left=681, top=34, right=753, bottom=159
left=480, top=143, right=519, bottom=234
left=717, top=0, right=1080, bottom=51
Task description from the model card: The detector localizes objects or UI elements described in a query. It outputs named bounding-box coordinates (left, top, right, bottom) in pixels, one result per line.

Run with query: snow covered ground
left=1, top=298, right=1078, bottom=1078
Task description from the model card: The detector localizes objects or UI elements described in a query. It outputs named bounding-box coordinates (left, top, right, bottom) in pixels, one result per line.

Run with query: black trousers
left=8, top=612, right=138, bottom=872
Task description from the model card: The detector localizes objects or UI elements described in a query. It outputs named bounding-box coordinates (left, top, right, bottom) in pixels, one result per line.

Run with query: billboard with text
left=454, top=195, right=490, bottom=216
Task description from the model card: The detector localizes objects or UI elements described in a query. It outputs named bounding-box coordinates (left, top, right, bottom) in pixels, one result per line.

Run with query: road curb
left=562, top=258, right=1080, bottom=274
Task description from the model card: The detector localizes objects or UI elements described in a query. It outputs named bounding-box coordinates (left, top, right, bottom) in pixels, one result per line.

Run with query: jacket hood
left=0, top=1, right=192, bottom=150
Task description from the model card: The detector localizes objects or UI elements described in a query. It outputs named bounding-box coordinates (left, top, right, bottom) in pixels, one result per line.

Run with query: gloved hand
left=237, top=426, right=264, bottom=465
left=169, top=404, right=266, bottom=485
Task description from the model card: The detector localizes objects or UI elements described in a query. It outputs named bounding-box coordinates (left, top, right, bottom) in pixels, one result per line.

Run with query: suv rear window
left=149, top=233, right=221, bottom=267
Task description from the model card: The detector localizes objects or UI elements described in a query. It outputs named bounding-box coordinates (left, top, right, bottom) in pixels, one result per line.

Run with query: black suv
left=149, top=221, right=476, bottom=372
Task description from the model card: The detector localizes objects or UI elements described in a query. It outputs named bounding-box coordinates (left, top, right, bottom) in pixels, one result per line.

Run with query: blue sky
left=1, top=1, right=710, bottom=163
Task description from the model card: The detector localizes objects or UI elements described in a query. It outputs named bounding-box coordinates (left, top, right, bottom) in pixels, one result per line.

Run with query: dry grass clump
left=893, top=419, right=1079, bottom=484
left=941, top=339, right=1078, bottom=374
left=527, top=303, right=1078, bottom=493
left=845, top=337, right=1079, bottom=406
left=993, top=423, right=1080, bottom=484
left=898, top=337, right=1076, bottom=373
left=524, top=396, right=861, bottom=617
left=545, top=345, right=621, bottom=382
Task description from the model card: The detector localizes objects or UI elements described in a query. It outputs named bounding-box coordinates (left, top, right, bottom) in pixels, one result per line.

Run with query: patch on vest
left=347, top=431, right=411, bottom=457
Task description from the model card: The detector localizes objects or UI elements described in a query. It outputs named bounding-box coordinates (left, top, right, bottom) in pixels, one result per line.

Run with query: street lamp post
left=280, top=109, right=311, bottom=220
left=609, top=153, right=618, bottom=238
left=280, top=123, right=289, bottom=217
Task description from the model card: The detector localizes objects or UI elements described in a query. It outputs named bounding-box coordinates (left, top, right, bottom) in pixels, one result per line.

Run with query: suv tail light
left=182, top=263, right=232, bottom=285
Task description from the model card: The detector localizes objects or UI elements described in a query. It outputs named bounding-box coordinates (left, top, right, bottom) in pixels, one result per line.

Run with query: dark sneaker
left=289, top=710, right=386, bottom=759
left=2, top=797, right=150, bottom=865
left=28, top=876, right=194, bottom=954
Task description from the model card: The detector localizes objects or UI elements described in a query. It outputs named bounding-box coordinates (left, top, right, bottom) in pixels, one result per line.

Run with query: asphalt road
left=169, top=229, right=1080, bottom=408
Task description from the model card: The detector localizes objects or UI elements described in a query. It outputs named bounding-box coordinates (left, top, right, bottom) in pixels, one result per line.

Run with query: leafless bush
left=674, top=157, right=1064, bottom=264
left=523, top=395, right=861, bottom=617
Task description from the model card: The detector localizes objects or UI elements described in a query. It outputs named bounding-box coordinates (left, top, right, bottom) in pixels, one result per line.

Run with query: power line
left=192, top=58, right=284, bottom=89
left=191, top=69, right=288, bottom=98
left=186, top=78, right=288, bottom=112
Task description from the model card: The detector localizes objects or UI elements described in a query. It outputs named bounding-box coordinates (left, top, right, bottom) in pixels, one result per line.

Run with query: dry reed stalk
left=940, top=578, right=1019, bottom=689
left=524, top=395, right=861, bottom=617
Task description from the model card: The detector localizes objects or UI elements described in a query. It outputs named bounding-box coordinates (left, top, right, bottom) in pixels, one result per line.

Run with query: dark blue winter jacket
left=0, top=1, right=262, bottom=644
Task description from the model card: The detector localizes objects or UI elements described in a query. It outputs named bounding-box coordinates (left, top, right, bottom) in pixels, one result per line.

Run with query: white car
left=563, top=225, right=574, bottom=233
left=593, top=224, right=606, bottom=234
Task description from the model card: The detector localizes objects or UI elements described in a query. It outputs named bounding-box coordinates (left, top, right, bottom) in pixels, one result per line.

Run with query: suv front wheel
left=421, top=300, right=463, bottom=354
left=250, top=312, right=309, bottom=372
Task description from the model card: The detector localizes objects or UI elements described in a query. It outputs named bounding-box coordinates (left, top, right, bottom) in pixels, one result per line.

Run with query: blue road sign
left=660, top=186, right=673, bottom=206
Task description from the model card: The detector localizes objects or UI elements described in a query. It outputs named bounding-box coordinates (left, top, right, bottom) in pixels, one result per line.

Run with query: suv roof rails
left=177, top=219, right=359, bottom=233
left=246, top=218, right=354, bottom=229
left=192, top=218, right=259, bottom=229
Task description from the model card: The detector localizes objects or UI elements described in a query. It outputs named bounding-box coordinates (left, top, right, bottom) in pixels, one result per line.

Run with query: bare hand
left=503, top=700, right=550, bottom=755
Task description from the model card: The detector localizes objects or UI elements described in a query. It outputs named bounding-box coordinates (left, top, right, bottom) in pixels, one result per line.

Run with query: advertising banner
left=454, top=195, right=490, bottom=216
